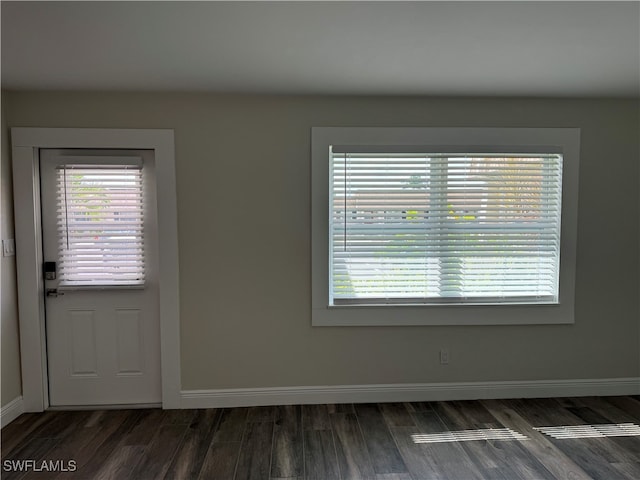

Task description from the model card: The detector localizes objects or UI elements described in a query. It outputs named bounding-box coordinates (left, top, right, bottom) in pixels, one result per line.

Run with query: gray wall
left=1, top=92, right=22, bottom=407
left=4, top=92, right=639, bottom=392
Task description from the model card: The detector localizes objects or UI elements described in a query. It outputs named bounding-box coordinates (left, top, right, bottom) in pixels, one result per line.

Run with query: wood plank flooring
left=2, top=396, right=639, bottom=479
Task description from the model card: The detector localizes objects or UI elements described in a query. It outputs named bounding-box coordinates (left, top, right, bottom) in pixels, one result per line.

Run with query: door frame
left=11, top=128, right=181, bottom=410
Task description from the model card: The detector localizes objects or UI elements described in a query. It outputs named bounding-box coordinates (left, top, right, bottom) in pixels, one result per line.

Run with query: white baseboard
left=1, top=396, right=24, bottom=428
left=180, top=377, right=640, bottom=409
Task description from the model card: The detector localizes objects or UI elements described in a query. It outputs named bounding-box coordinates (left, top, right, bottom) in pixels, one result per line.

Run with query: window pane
left=57, top=166, right=145, bottom=286
left=330, top=153, right=562, bottom=305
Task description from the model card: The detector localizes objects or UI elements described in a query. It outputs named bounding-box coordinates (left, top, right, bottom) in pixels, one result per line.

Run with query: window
left=57, top=164, right=145, bottom=286
left=331, top=151, right=562, bottom=305
left=312, top=128, right=580, bottom=326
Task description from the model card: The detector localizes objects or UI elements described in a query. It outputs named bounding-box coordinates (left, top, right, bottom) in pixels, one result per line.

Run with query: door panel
left=115, top=309, right=143, bottom=374
left=40, top=148, right=161, bottom=406
left=69, top=309, right=98, bottom=376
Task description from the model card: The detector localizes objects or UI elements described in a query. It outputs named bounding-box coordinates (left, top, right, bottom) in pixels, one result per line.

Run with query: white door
left=40, top=149, right=161, bottom=406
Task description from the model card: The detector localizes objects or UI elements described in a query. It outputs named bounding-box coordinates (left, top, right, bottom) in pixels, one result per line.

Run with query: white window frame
left=312, top=127, right=580, bottom=326
left=52, top=159, right=147, bottom=288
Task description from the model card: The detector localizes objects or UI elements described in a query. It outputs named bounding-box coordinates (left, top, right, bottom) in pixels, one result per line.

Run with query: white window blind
left=330, top=151, right=563, bottom=305
left=56, top=165, right=145, bottom=286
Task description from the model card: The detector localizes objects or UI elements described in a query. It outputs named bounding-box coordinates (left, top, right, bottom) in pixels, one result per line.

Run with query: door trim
left=11, top=128, right=180, bottom=410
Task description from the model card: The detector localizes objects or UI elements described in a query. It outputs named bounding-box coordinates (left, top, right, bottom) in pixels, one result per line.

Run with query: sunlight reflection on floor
left=534, top=423, right=640, bottom=439
left=411, top=427, right=528, bottom=444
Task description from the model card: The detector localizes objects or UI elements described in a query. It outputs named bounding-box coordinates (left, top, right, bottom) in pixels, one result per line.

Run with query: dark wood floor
left=2, top=396, right=639, bottom=479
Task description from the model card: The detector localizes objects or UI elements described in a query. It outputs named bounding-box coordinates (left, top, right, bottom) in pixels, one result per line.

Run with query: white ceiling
left=2, top=1, right=639, bottom=97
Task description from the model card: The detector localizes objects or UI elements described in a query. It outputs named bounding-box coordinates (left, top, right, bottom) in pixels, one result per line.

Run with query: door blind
left=56, top=165, right=145, bottom=286
left=330, top=152, right=563, bottom=305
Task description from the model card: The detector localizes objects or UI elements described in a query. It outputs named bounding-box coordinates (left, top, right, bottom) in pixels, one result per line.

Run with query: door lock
left=46, top=288, right=64, bottom=298
left=44, top=261, right=57, bottom=280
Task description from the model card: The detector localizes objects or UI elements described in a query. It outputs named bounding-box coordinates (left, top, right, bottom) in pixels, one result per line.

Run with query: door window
left=56, top=164, right=145, bottom=286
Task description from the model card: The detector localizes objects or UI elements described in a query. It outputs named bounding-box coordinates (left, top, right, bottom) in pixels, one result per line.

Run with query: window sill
left=312, top=302, right=574, bottom=326
left=58, top=283, right=146, bottom=291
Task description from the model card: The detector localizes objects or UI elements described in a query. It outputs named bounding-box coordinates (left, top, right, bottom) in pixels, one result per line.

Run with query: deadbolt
left=44, top=261, right=57, bottom=280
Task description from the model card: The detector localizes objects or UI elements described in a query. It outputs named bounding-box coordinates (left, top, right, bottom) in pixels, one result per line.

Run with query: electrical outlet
left=440, top=348, right=450, bottom=365
left=2, top=239, right=15, bottom=257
